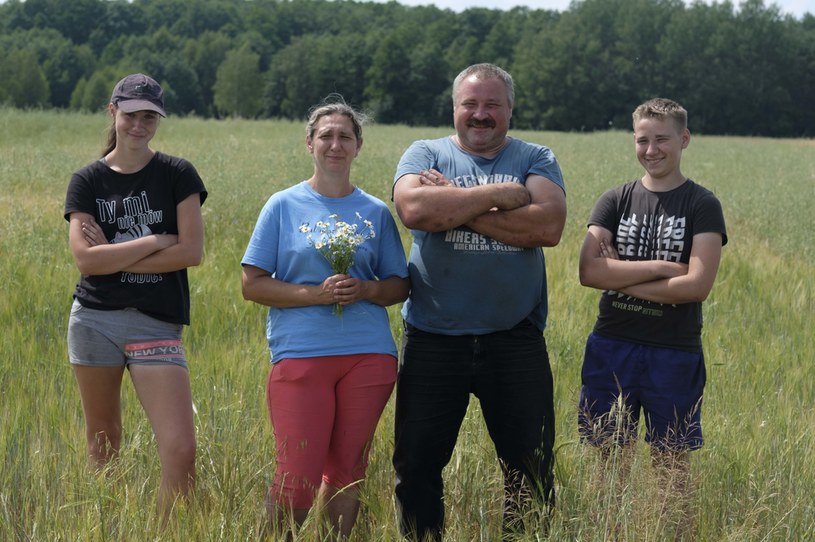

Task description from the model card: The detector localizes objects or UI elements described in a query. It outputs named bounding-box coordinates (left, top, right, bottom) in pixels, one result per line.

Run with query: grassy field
left=1, top=107, right=813, bottom=541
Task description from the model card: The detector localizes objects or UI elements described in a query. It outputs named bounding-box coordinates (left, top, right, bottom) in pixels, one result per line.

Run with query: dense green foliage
left=1, top=0, right=813, bottom=135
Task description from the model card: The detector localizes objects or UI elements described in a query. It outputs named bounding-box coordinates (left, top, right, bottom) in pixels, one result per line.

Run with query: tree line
left=1, top=0, right=812, bottom=136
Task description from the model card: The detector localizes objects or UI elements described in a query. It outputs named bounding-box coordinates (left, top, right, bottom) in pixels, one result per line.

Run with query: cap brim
left=116, top=99, right=167, bottom=117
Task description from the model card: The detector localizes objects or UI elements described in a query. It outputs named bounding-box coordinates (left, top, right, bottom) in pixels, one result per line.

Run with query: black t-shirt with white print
left=64, top=151, right=207, bottom=325
left=588, top=179, right=727, bottom=352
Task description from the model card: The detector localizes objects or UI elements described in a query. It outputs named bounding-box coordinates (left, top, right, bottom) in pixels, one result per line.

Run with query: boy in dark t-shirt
left=577, top=98, right=727, bottom=536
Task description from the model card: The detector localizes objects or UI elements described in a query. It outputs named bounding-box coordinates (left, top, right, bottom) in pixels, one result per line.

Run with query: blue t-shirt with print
left=394, top=136, right=565, bottom=335
left=242, top=182, right=408, bottom=363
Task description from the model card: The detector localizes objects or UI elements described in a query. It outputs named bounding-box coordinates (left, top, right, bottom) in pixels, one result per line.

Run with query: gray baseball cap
left=110, top=73, right=166, bottom=117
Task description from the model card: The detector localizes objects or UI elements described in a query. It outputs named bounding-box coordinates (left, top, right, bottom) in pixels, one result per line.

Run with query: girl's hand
left=81, top=219, right=107, bottom=247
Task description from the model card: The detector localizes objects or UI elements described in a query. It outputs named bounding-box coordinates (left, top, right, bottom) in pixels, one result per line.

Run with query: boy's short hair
left=633, top=98, right=688, bottom=133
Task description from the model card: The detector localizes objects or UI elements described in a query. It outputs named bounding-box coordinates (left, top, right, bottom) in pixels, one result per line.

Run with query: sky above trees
left=366, top=0, right=811, bottom=19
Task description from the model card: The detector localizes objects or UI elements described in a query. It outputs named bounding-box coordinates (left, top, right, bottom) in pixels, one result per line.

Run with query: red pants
left=266, top=354, right=396, bottom=508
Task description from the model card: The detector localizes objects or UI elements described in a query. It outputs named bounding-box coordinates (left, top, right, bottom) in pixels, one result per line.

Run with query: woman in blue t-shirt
left=241, top=95, right=409, bottom=539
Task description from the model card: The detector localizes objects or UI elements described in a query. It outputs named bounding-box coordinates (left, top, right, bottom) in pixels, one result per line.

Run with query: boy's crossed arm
left=579, top=225, right=722, bottom=305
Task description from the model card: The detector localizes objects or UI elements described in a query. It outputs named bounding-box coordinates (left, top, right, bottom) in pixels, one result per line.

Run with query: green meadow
left=1, top=108, right=813, bottom=541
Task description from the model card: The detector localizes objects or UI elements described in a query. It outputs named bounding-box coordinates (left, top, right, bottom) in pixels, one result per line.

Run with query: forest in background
left=1, top=0, right=813, bottom=136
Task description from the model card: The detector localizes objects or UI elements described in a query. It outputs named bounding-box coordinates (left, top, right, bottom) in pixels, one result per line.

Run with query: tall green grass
left=1, top=108, right=812, bottom=540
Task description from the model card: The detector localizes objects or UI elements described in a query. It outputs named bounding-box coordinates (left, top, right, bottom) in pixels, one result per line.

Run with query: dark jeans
left=392, top=319, right=556, bottom=541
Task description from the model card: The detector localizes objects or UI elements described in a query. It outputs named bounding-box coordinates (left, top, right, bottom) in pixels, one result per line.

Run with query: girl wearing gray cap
left=64, top=73, right=207, bottom=520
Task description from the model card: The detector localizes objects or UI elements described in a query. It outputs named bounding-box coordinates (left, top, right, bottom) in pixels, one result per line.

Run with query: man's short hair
left=452, top=63, right=515, bottom=109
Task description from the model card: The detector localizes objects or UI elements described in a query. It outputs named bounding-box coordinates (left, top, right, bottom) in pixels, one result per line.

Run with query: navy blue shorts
left=578, top=333, right=706, bottom=451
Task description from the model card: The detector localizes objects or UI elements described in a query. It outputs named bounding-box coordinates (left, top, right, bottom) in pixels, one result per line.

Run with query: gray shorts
left=67, top=300, right=188, bottom=369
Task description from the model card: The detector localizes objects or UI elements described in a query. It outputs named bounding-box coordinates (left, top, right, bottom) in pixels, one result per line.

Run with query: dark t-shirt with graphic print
left=588, top=179, right=727, bottom=352
left=64, top=151, right=207, bottom=325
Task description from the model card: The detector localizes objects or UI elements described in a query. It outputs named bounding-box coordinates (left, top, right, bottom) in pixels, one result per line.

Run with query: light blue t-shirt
left=242, top=181, right=408, bottom=363
left=394, top=136, right=565, bottom=335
